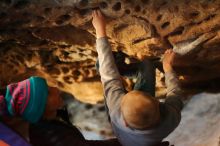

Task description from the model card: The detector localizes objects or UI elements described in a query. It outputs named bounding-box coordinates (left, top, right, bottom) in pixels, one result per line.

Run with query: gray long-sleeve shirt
left=96, top=37, right=184, bottom=146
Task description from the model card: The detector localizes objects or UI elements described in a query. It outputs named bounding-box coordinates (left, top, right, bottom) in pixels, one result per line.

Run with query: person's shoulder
left=110, top=108, right=130, bottom=132
left=161, top=103, right=181, bottom=128
left=165, top=96, right=184, bottom=112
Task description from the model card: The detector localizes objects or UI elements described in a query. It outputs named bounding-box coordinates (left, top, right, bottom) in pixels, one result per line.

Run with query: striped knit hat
left=5, top=77, right=48, bottom=123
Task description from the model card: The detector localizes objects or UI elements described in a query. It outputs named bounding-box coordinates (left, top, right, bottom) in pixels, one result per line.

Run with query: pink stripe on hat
left=9, top=79, right=31, bottom=115
left=20, top=81, right=30, bottom=114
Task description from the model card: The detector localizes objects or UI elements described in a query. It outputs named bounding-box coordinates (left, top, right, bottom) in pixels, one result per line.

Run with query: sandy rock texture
left=0, top=0, right=220, bottom=100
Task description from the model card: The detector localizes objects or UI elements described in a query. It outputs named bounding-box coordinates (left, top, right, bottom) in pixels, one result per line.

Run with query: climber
left=0, top=77, right=172, bottom=146
left=0, top=78, right=170, bottom=146
left=92, top=9, right=184, bottom=146
left=0, top=76, right=63, bottom=123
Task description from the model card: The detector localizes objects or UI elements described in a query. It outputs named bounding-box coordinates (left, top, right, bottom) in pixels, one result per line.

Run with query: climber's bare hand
left=163, top=49, right=176, bottom=73
left=92, top=9, right=106, bottom=38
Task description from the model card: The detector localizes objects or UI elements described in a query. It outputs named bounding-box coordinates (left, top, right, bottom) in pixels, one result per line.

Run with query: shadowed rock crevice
left=0, top=0, right=220, bottom=102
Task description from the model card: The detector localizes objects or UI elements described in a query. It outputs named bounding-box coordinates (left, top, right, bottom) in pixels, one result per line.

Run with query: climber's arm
left=92, top=10, right=125, bottom=114
left=163, top=50, right=184, bottom=112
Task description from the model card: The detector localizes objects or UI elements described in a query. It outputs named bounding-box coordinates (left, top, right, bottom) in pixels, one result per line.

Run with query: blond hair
left=121, top=90, right=160, bottom=129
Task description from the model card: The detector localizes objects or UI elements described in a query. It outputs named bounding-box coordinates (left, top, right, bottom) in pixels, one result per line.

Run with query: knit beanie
left=5, top=77, right=48, bottom=123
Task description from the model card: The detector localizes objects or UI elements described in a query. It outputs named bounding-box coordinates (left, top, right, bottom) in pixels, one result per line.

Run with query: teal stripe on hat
left=22, top=77, right=48, bottom=123
left=5, top=87, right=14, bottom=116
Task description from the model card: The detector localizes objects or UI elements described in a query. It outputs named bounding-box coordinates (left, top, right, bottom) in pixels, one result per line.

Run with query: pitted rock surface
left=1, top=0, right=220, bottom=102
left=0, top=0, right=220, bottom=145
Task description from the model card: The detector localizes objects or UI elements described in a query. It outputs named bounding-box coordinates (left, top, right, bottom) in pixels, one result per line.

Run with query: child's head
left=6, top=77, right=63, bottom=123
left=121, top=90, right=160, bottom=129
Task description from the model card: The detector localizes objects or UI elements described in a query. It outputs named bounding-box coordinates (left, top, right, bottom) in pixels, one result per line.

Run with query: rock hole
left=8, top=64, right=13, bottom=69
left=3, top=0, right=11, bottom=4
left=34, top=29, right=42, bottom=34
left=156, top=15, right=162, bottom=21
left=11, top=59, right=19, bottom=66
left=44, top=8, right=52, bottom=15
left=59, top=14, right=71, bottom=21
left=98, top=106, right=105, bottom=112
left=125, top=9, right=131, bottom=14
left=62, top=67, right=69, bottom=74
left=78, top=48, right=84, bottom=52
left=132, top=37, right=147, bottom=45
left=0, top=12, right=7, bottom=19
left=55, top=14, right=71, bottom=25
left=169, top=26, right=185, bottom=36
left=99, top=130, right=106, bottom=135
left=63, top=51, right=70, bottom=58
left=142, top=10, right=146, bottom=14
left=112, top=2, right=121, bottom=11
left=78, top=0, right=88, bottom=7
left=174, top=6, right=179, bottom=12
left=22, top=12, right=30, bottom=17
left=13, top=1, right=28, bottom=9
left=189, top=11, right=200, bottom=18
left=84, top=126, right=92, bottom=131
left=15, top=55, right=24, bottom=63
left=135, top=5, right=141, bottom=12
left=55, top=19, right=64, bottom=25
left=73, top=70, right=81, bottom=76
left=85, top=104, right=93, bottom=110
left=63, top=76, right=72, bottom=84
left=13, top=70, right=18, bottom=74
left=59, top=44, right=70, bottom=48
left=78, top=53, right=84, bottom=57
left=124, top=0, right=133, bottom=3
left=184, top=0, right=190, bottom=5
left=47, top=68, right=61, bottom=75
left=99, top=2, right=108, bottom=9
left=114, top=24, right=129, bottom=32
left=92, top=110, right=97, bottom=115
left=161, top=22, right=170, bottom=29
left=160, top=1, right=167, bottom=6
left=79, top=9, right=90, bottom=16
left=83, top=70, right=90, bottom=76
left=141, top=0, right=149, bottom=4
left=36, top=16, right=45, bottom=22
left=204, top=14, right=216, bottom=21
left=10, top=20, right=27, bottom=27
left=57, top=81, right=64, bottom=88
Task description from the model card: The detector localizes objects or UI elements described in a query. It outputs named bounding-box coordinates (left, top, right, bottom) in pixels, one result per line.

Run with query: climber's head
left=121, top=90, right=160, bottom=130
